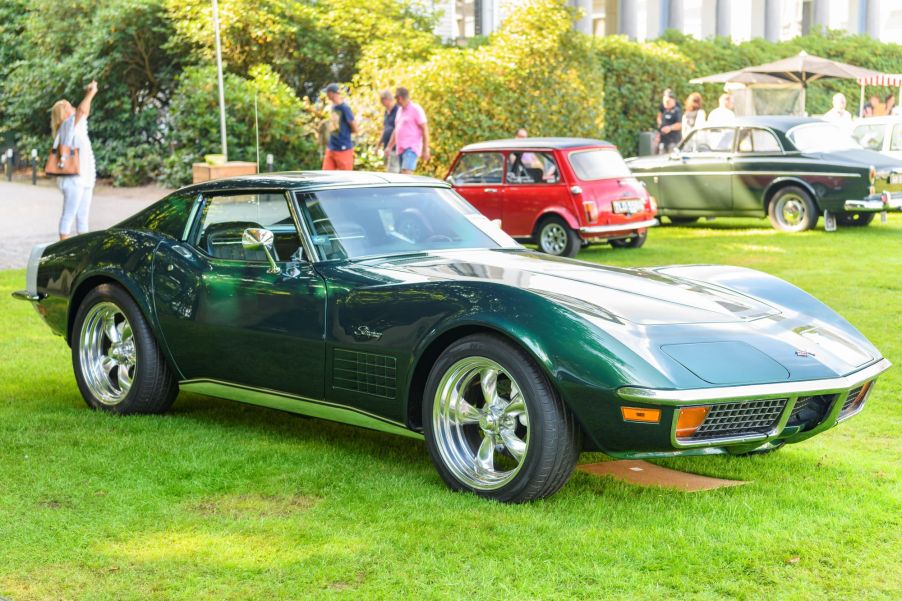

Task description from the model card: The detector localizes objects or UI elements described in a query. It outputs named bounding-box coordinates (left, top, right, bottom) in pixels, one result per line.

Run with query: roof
left=180, top=171, right=444, bottom=194
left=461, top=137, right=613, bottom=152
left=725, top=116, right=824, bottom=132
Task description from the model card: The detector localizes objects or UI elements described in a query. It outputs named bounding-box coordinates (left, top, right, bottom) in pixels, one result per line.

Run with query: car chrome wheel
left=774, top=194, right=807, bottom=230
left=79, top=302, right=136, bottom=405
left=432, top=357, right=530, bottom=491
left=539, top=222, right=568, bottom=255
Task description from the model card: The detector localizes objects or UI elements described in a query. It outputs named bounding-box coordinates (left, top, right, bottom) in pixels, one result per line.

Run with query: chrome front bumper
left=844, top=192, right=902, bottom=212
left=580, top=218, right=659, bottom=236
left=618, top=358, right=891, bottom=450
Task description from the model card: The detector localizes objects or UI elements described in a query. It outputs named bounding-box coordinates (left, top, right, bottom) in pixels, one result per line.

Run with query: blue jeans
left=399, top=148, right=419, bottom=172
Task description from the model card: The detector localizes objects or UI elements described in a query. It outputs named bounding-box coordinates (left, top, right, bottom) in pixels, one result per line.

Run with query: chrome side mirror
left=242, top=228, right=280, bottom=274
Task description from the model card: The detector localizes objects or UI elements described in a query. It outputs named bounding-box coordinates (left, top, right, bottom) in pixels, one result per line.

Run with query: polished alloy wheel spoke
left=100, top=356, right=117, bottom=377
left=475, top=435, right=495, bottom=472
left=118, top=365, right=133, bottom=392
left=499, top=428, right=526, bottom=462
left=104, top=314, right=120, bottom=343
left=451, top=391, right=481, bottom=424
left=479, top=367, right=499, bottom=406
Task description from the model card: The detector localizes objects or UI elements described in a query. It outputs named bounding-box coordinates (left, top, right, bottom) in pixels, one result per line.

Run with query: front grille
left=841, top=386, right=864, bottom=414
left=692, top=398, right=788, bottom=440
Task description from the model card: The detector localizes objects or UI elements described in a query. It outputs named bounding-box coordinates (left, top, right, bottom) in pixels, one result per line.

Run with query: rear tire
left=768, top=187, right=819, bottom=232
left=423, top=334, right=579, bottom=503
left=836, top=212, right=875, bottom=227
left=609, top=231, right=648, bottom=249
left=536, top=216, right=581, bottom=258
left=72, top=283, right=178, bottom=414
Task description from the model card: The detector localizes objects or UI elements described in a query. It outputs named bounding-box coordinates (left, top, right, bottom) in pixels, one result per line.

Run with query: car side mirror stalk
left=242, top=228, right=280, bottom=274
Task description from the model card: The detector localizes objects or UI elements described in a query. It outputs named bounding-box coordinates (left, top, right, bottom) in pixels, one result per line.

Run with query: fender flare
left=763, top=177, right=820, bottom=211
left=532, top=207, right=580, bottom=234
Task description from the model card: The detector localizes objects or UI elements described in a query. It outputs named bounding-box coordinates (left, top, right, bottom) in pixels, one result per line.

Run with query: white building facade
left=432, top=0, right=902, bottom=44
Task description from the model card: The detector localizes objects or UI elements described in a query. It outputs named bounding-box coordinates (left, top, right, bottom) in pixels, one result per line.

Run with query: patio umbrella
left=742, top=51, right=886, bottom=112
left=689, top=70, right=787, bottom=85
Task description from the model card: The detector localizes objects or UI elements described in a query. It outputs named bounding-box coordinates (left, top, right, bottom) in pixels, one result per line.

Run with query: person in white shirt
left=706, top=93, right=735, bottom=126
left=681, top=92, right=707, bottom=137
left=823, top=93, right=852, bottom=124
left=49, top=80, right=98, bottom=240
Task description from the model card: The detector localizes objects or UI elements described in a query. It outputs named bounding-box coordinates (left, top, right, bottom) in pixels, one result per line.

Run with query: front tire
left=836, top=212, right=875, bottom=227
left=536, top=217, right=581, bottom=257
left=72, top=283, right=178, bottom=414
left=768, top=187, right=819, bottom=232
left=423, top=334, right=579, bottom=503
left=609, top=231, right=647, bottom=249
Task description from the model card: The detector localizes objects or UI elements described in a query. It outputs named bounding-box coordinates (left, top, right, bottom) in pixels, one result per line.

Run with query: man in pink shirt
left=387, top=87, right=430, bottom=174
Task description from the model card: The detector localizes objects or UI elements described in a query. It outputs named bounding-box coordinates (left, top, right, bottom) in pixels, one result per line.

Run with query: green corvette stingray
left=13, top=172, right=890, bottom=502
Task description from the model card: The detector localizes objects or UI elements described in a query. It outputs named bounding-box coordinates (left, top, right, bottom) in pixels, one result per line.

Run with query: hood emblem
left=354, top=326, right=383, bottom=340
left=795, top=349, right=816, bottom=357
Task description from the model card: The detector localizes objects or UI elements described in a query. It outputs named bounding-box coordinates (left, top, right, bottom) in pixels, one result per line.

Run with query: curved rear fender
left=763, top=177, right=819, bottom=209
left=534, top=207, right=580, bottom=233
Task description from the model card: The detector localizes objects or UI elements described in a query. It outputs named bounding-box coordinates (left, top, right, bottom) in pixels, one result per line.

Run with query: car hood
left=362, top=249, right=779, bottom=326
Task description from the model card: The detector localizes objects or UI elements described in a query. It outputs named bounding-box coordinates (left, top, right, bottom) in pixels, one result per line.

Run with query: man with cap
left=387, top=87, right=429, bottom=174
left=322, top=83, right=357, bottom=170
left=656, top=89, right=682, bottom=154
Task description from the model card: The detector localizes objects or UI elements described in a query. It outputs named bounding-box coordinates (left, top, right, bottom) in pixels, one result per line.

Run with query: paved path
left=0, top=179, right=170, bottom=269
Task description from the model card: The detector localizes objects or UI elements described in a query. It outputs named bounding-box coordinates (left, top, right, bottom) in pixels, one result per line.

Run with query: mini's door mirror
left=242, top=228, right=280, bottom=274
left=445, top=175, right=455, bottom=185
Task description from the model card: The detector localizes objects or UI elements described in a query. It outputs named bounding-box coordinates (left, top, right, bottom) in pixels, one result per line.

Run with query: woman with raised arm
left=49, top=80, right=98, bottom=240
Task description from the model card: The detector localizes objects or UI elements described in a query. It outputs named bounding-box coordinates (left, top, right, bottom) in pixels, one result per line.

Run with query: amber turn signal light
left=621, top=407, right=661, bottom=423
left=676, top=406, right=710, bottom=438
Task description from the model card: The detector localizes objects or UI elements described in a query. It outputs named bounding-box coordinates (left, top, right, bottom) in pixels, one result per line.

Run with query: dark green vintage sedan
left=13, top=172, right=891, bottom=502
left=627, top=117, right=902, bottom=231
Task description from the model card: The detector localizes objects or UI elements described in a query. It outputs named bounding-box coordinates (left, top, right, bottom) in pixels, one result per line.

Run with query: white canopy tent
left=856, top=73, right=902, bottom=116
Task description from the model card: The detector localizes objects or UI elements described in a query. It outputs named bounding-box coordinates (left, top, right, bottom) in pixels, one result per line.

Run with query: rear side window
left=450, top=153, right=504, bottom=184
left=852, top=124, right=886, bottom=151
left=681, top=128, right=736, bottom=153
left=568, top=149, right=631, bottom=180
left=508, top=151, right=560, bottom=184
left=118, top=192, right=196, bottom=240
left=737, top=128, right=781, bottom=153
left=890, top=125, right=902, bottom=151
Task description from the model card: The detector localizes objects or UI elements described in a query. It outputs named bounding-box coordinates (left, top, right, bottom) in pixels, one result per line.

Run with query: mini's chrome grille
left=692, top=398, right=788, bottom=440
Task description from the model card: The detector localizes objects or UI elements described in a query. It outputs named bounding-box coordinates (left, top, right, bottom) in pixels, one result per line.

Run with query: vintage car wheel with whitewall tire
left=423, top=334, right=580, bottom=503
left=836, top=212, right=875, bottom=227
left=536, top=216, right=581, bottom=257
left=609, top=231, right=647, bottom=249
left=768, top=187, right=819, bottom=232
left=72, top=283, right=178, bottom=414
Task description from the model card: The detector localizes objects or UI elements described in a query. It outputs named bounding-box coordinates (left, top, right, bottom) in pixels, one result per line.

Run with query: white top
left=706, top=107, right=735, bottom=126
left=55, top=115, right=96, bottom=187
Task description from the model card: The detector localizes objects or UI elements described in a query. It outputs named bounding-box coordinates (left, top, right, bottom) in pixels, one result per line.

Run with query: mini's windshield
left=568, top=149, right=631, bottom=180
left=788, top=123, right=862, bottom=152
left=299, top=186, right=520, bottom=261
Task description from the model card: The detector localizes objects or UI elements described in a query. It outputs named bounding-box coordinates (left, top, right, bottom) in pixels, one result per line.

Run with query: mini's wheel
left=768, top=187, right=819, bottom=232
left=423, top=334, right=579, bottom=503
left=667, top=216, right=699, bottom=225
left=609, top=231, right=648, bottom=249
left=536, top=217, right=581, bottom=257
left=72, top=283, right=178, bottom=414
left=836, top=212, right=875, bottom=227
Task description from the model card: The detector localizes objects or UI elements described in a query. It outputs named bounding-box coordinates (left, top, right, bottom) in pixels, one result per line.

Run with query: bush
left=162, top=64, right=320, bottom=187
left=353, top=0, right=605, bottom=177
left=107, top=142, right=164, bottom=187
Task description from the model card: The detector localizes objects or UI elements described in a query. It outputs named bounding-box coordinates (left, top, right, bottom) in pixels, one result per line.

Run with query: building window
left=591, top=0, right=618, bottom=36
left=455, top=0, right=481, bottom=38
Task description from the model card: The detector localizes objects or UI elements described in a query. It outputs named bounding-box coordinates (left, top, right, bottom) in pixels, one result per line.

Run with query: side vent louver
left=333, top=349, right=397, bottom=399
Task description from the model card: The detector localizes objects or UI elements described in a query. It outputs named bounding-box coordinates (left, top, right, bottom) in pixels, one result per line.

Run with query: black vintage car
left=627, top=117, right=902, bottom=231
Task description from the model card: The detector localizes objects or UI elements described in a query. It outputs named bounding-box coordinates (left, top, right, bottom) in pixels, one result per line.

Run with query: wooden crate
left=192, top=161, right=257, bottom=184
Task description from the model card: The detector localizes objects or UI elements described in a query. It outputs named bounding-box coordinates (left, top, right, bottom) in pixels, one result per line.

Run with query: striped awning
left=857, top=74, right=902, bottom=87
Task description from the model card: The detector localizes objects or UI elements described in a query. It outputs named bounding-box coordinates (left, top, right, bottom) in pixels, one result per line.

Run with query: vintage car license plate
left=890, top=173, right=902, bottom=185
left=613, top=200, right=645, bottom=214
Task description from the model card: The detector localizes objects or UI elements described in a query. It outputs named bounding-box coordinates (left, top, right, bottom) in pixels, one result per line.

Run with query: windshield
left=299, top=186, right=520, bottom=261
left=788, top=123, right=862, bottom=152
left=568, top=149, right=631, bottom=180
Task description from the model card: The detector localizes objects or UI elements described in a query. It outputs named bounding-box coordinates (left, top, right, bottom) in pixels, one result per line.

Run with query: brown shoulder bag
left=44, top=133, right=80, bottom=176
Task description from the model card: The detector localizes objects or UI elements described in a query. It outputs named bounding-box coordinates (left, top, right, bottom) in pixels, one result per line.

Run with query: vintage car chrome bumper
left=580, top=218, right=659, bottom=235
left=10, top=243, right=49, bottom=303
left=618, top=358, right=891, bottom=451
left=844, top=192, right=902, bottom=212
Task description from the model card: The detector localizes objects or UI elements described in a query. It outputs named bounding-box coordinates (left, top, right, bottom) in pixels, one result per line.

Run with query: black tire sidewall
left=71, top=283, right=169, bottom=414
left=768, top=187, right=819, bottom=232
left=537, top=217, right=580, bottom=257
left=422, top=334, right=574, bottom=502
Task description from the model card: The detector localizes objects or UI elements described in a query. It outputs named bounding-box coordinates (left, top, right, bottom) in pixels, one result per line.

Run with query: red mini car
left=446, top=138, right=658, bottom=257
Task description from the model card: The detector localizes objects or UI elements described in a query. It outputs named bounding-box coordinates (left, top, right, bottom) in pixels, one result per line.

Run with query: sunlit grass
left=1, top=215, right=900, bottom=599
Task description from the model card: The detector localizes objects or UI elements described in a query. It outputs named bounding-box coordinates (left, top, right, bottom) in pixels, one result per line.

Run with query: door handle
left=172, top=244, right=192, bottom=259
left=483, top=188, right=498, bottom=193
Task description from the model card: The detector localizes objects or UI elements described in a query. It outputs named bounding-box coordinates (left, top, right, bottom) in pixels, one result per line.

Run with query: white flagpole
left=254, top=91, right=260, bottom=171
left=212, top=0, right=228, bottom=160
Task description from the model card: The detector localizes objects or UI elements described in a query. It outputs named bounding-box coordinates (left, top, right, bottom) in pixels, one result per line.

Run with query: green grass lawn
left=1, top=216, right=900, bottom=600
